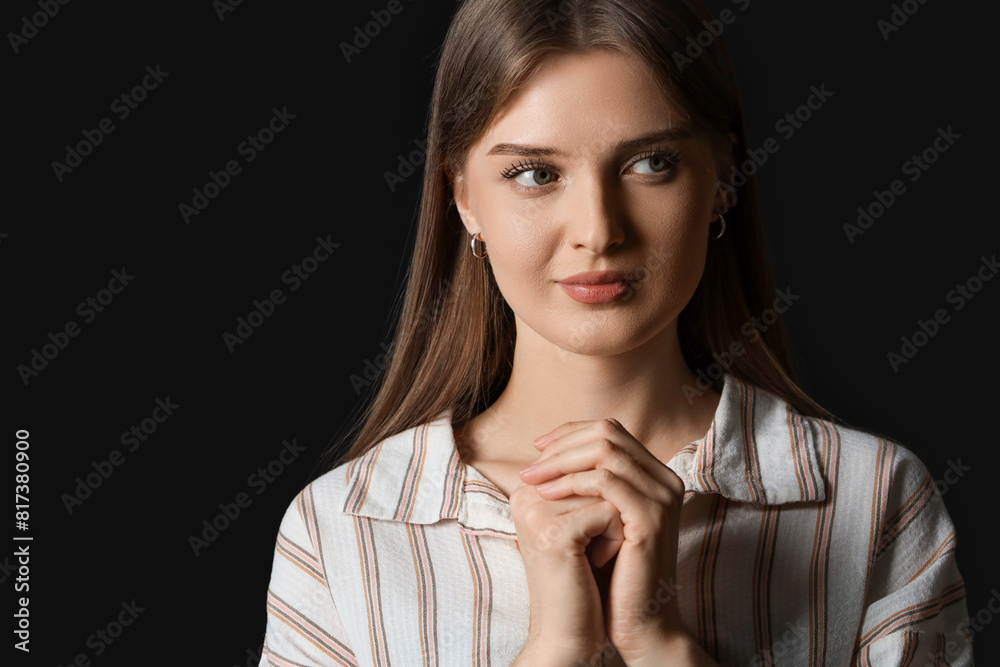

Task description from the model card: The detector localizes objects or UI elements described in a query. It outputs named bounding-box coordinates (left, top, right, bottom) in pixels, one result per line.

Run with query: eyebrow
left=485, top=127, right=694, bottom=158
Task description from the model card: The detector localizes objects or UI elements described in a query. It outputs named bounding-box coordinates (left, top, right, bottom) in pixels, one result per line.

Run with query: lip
left=558, top=270, right=635, bottom=285
left=556, top=271, right=638, bottom=304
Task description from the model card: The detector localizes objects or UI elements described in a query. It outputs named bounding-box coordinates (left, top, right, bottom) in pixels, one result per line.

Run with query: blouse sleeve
left=852, top=446, right=973, bottom=666
left=259, top=487, right=358, bottom=666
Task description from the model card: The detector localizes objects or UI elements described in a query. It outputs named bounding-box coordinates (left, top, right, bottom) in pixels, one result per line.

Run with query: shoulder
left=278, top=414, right=454, bottom=529
left=269, top=460, right=362, bottom=559
left=796, top=412, right=944, bottom=530
left=803, top=413, right=933, bottom=485
left=278, top=459, right=358, bottom=529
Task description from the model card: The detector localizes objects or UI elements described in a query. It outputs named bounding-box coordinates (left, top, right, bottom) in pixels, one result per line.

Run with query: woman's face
left=453, top=48, right=726, bottom=357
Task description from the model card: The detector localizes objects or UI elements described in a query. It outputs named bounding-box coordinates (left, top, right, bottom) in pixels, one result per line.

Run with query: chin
left=555, top=323, right=657, bottom=359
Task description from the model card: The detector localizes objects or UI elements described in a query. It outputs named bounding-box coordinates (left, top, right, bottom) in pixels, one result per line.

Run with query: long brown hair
left=312, top=0, right=837, bottom=479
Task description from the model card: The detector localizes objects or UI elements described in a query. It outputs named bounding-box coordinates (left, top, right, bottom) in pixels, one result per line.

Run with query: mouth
left=556, top=271, right=639, bottom=304
left=557, top=270, right=636, bottom=285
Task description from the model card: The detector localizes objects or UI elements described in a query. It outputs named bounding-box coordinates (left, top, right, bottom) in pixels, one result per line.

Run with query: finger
left=535, top=418, right=638, bottom=461
left=536, top=468, right=678, bottom=540
left=511, top=482, right=606, bottom=517
left=586, top=520, right=625, bottom=569
left=523, top=439, right=670, bottom=503
left=533, top=418, right=608, bottom=448
left=554, top=499, right=625, bottom=556
left=529, top=419, right=684, bottom=495
left=517, top=491, right=623, bottom=561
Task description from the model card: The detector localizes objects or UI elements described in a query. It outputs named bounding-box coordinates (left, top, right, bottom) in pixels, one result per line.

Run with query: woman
left=258, top=0, right=971, bottom=664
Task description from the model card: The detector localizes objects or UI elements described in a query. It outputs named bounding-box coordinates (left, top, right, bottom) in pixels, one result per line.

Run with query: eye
left=627, top=149, right=681, bottom=175
left=500, top=159, right=557, bottom=188
left=633, top=154, right=671, bottom=174
left=513, top=168, right=555, bottom=188
left=499, top=147, right=681, bottom=191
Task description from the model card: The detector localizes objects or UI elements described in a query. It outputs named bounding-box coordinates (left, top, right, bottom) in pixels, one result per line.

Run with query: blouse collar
left=341, top=373, right=827, bottom=538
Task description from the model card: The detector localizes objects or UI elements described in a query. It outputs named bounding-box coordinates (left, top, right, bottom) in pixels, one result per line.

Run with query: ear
left=713, top=184, right=735, bottom=219
left=714, top=131, right=740, bottom=218
left=450, top=171, right=479, bottom=237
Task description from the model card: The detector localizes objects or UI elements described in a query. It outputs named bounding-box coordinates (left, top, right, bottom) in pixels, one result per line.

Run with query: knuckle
left=511, top=496, right=544, bottom=525
left=667, top=474, right=685, bottom=497
left=613, top=445, right=638, bottom=469
left=657, top=486, right=679, bottom=508
left=598, top=438, right=617, bottom=456
left=596, top=498, right=616, bottom=519
left=647, top=500, right=667, bottom=523
left=663, top=464, right=681, bottom=483
left=660, top=465, right=684, bottom=492
left=509, top=486, right=529, bottom=509
left=519, top=498, right=543, bottom=524
left=542, top=520, right=563, bottom=543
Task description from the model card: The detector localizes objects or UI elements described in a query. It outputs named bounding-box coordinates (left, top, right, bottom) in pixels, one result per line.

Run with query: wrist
left=624, top=630, right=716, bottom=667
left=513, top=638, right=612, bottom=667
left=510, top=644, right=573, bottom=667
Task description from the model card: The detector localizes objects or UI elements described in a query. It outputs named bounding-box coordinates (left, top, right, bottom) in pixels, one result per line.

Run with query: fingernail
left=520, top=458, right=540, bottom=474
left=533, top=434, right=551, bottom=445
left=537, top=481, right=555, bottom=492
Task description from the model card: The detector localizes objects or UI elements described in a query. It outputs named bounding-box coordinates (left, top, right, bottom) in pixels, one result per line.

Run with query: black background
left=5, top=0, right=996, bottom=664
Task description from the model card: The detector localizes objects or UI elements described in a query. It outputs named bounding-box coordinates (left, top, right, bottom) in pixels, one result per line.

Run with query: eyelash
left=499, top=147, right=682, bottom=186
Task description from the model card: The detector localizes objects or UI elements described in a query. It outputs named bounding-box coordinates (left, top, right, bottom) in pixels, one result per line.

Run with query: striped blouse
left=257, top=372, right=973, bottom=666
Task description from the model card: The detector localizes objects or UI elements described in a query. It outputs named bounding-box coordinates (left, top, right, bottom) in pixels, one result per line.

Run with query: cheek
left=478, top=189, right=557, bottom=290
left=632, top=185, right=711, bottom=298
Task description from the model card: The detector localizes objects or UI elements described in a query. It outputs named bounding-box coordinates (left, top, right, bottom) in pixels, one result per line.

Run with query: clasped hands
left=510, top=417, right=691, bottom=665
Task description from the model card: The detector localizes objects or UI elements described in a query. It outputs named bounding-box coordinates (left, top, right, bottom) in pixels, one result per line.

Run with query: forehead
left=479, top=48, right=684, bottom=152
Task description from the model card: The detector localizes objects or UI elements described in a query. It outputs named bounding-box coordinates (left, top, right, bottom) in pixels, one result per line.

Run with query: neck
left=462, top=317, right=720, bottom=467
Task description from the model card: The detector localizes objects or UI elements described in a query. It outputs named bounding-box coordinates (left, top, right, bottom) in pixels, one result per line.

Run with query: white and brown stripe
left=258, top=373, right=973, bottom=666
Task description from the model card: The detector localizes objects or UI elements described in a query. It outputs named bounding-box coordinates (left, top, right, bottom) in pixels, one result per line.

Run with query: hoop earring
left=712, top=210, right=727, bottom=240
left=470, top=231, right=488, bottom=258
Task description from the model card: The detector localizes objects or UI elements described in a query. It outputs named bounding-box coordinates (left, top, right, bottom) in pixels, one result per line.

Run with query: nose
left=565, top=172, right=626, bottom=254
